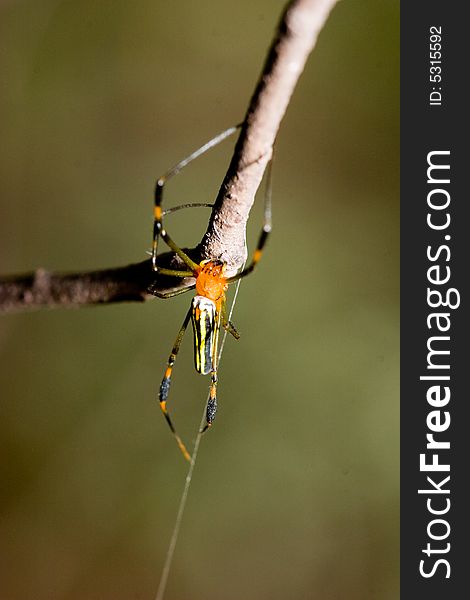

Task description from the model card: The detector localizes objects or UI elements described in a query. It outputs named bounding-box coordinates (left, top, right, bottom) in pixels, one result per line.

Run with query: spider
left=148, top=125, right=272, bottom=461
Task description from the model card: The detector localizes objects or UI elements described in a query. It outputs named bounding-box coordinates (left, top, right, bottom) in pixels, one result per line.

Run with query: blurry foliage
left=0, top=1, right=398, bottom=599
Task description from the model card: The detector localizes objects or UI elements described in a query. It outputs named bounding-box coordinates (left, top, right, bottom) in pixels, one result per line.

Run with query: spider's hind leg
left=221, top=298, right=240, bottom=340
left=159, top=306, right=193, bottom=461
left=201, top=368, right=218, bottom=434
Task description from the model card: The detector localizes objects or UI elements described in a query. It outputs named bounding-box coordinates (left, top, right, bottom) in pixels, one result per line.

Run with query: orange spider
left=148, top=126, right=271, bottom=460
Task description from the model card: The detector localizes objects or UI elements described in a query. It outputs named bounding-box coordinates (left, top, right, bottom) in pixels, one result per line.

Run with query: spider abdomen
left=191, top=296, right=220, bottom=375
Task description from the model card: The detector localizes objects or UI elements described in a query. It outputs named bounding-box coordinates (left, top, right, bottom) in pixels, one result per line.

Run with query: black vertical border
left=401, top=3, right=468, bottom=598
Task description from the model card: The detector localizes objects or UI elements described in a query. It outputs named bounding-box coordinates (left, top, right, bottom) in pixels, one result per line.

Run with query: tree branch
left=0, top=0, right=338, bottom=315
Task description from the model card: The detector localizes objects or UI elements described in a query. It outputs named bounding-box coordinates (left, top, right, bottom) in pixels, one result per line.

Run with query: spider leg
left=151, top=125, right=240, bottom=273
left=201, top=310, right=222, bottom=433
left=221, top=296, right=240, bottom=339
left=149, top=283, right=195, bottom=299
left=226, top=157, right=273, bottom=284
left=159, top=306, right=193, bottom=461
left=201, top=366, right=219, bottom=434
left=158, top=228, right=199, bottom=272
left=201, top=369, right=218, bottom=433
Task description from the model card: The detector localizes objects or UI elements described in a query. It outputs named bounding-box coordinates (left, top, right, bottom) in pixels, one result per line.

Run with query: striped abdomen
left=190, top=295, right=220, bottom=375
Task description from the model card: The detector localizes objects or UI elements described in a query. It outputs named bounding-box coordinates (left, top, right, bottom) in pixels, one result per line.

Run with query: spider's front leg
left=151, top=176, right=165, bottom=272
left=151, top=124, right=239, bottom=273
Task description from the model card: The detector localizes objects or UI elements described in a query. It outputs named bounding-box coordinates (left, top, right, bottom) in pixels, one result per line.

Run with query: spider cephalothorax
left=195, top=260, right=227, bottom=303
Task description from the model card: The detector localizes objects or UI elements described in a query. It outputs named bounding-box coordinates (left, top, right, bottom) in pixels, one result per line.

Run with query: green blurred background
left=0, top=1, right=399, bottom=599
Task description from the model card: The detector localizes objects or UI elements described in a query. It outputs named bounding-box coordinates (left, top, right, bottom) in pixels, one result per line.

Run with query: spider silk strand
left=155, top=273, right=245, bottom=600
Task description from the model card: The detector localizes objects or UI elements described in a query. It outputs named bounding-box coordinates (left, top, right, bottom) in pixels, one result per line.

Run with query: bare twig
left=199, top=0, right=338, bottom=271
left=0, top=263, right=151, bottom=313
left=0, top=0, right=338, bottom=315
